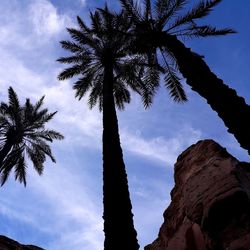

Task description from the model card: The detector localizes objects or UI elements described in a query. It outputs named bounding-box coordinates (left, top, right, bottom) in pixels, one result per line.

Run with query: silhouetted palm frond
left=120, top=0, right=236, bottom=103
left=0, top=87, right=64, bottom=186
left=58, top=8, right=158, bottom=111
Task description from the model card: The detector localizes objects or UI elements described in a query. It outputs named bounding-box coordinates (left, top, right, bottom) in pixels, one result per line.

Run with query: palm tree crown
left=121, top=0, right=235, bottom=101
left=0, top=87, right=64, bottom=186
left=58, top=8, right=156, bottom=109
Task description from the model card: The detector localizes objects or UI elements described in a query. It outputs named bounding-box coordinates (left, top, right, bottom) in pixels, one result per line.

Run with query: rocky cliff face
left=0, top=235, right=44, bottom=250
left=145, top=140, right=250, bottom=250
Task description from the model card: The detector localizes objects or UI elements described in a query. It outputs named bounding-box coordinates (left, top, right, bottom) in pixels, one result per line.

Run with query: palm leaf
left=58, top=64, right=84, bottom=80
left=164, top=66, right=187, bottom=102
left=0, top=87, right=63, bottom=186
left=120, top=0, right=143, bottom=23
left=143, top=0, right=152, bottom=20
left=73, top=73, right=94, bottom=100
left=67, top=28, right=99, bottom=50
left=179, top=25, right=236, bottom=38
left=114, top=82, right=131, bottom=110
left=57, top=53, right=91, bottom=64
left=168, top=0, right=223, bottom=31
left=77, top=16, right=92, bottom=33
left=34, top=96, right=45, bottom=112
left=157, top=0, right=187, bottom=29
left=60, top=40, right=83, bottom=53
left=0, top=147, right=20, bottom=186
left=8, top=87, right=20, bottom=110
left=88, top=77, right=103, bottom=109
left=14, top=156, right=27, bottom=186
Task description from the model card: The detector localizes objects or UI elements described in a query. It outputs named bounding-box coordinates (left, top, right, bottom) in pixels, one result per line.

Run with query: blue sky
left=0, top=0, right=249, bottom=249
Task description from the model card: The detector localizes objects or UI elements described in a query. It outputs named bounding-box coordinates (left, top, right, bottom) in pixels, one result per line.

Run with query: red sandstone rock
left=0, top=235, right=44, bottom=250
left=145, top=140, right=250, bottom=250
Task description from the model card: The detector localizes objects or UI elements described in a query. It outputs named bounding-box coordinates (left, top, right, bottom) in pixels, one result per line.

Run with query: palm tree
left=57, top=8, right=159, bottom=250
left=0, top=87, right=64, bottom=186
left=121, top=0, right=250, bottom=154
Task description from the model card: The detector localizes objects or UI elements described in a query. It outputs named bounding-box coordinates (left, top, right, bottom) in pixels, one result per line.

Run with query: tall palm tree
left=0, top=87, right=64, bottom=186
left=121, top=0, right=250, bottom=154
left=57, top=8, right=160, bottom=250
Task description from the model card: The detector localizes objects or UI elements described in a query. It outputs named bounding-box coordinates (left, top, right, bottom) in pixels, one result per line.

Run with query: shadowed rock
left=145, top=139, right=250, bottom=250
left=0, top=235, right=44, bottom=250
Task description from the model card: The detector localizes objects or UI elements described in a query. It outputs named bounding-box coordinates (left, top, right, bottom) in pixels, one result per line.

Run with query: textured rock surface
left=145, top=139, right=250, bottom=250
left=0, top=235, right=44, bottom=250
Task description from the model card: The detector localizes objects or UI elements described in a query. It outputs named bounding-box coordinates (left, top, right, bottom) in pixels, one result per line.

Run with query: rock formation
left=145, top=139, right=250, bottom=250
left=0, top=235, right=44, bottom=250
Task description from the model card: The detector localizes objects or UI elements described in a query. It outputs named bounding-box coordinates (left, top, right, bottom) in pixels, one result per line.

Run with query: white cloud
left=121, top=126, right=201, bottom=166
left=0, top=161, right=104, bottom=250
left=79, top=0, right=86, bottom=6
left=29, top=0, right=71, bottom=37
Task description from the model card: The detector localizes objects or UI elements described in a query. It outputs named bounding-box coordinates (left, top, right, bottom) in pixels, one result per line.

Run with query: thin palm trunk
left=0, top=140, right=12, bottom=167
left=163, top=33, right=250, bottom=154
left=102, top=64, right=139, bottom=250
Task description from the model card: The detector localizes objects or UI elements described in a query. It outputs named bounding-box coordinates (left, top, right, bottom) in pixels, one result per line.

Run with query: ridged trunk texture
left=163, top=34, right=250, bottom=154
left=102, top=64, right=139, bottom=250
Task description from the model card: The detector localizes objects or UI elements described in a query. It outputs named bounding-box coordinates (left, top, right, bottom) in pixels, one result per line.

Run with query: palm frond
left=0, top=103, right=9, bottom=115
left=30, top=130, right=64, bottom=142
left=114, top=82, right=131, bottom=110
left=14, top=156, right=27, bottom=186
left=143, top=0, right=152, bottom=20
left=42, top=111, right=58, bottom=123
left=26, top=146, right=45, bottom=174
left=120, top=0, right=143, bottom=23
left=164, top=66, right=187, bottom=102
left=67, top=28, right=99, bottom=51
left=0, top=87, right=63, bottom=186
left=58, top=64, right=84, bottom=80
left=90, top=10, right=104, bottom=34
left=137, top=75, right=155, bottom=108
left=77, top=16, right=92, bottom=33
left=155, top=0, right=173, bottom=18
left=178, top=25, right=236, bottom=38
left=0, top=147, right=20, bottom=186
left=8, top=87, right=20, bottom=110
left=88, top=77, right=103, bottom=109
left=34, top=96, right=45, bottom=113
left=157, top=0, right=187, bottom=29
left=57, top=53, right=91, bottom=64
left=168, top=0, right=223, bottom=31
left=73, top=73, right=94, bottom=100
left=60, top=40, right=83, bottom=53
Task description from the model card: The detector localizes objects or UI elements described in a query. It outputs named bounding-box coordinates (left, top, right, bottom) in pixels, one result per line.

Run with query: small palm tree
left=121, top=0, right=250, bottom=154
left=0, top=87, right=64, bottom=186
left=57, top=8, right=156, bottom=250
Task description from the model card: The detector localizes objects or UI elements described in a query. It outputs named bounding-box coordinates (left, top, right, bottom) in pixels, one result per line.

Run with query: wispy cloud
left=29, top=0, right=72, bottom=38
left=79, top=0, right=86, bottom=6
left=0, top=159, right=104, bottom=250
left=121, top=125, right=201, bottom=166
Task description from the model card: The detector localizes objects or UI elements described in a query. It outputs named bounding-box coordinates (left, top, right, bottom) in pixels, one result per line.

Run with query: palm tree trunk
left=163, top=33, right=250, bottom=154
left=102, top=64, right=139, bottom=250
left=0, top=140, right=12, bottom=168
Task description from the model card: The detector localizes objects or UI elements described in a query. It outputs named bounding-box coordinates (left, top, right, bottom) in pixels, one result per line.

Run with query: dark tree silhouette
left=57, top=8, right=160, bottom=250
left=0, top=87, right=64, bottom=186
left=121, top=0, right=250, bottom=154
